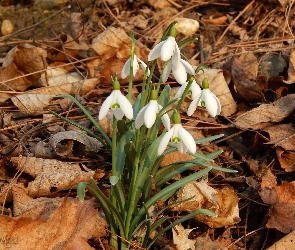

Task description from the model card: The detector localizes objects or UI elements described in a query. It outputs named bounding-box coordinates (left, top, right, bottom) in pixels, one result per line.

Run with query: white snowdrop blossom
left=174, top=79, right=202, bottom=100
left=121, top=55, right=149, bottom=79
left=158, top=112, right=196, bottom=155
left=99, top=80, right=133, bottom=120
left=162, top=59, right=195, bottom=85
left=187, top=78, right=221, bottom=117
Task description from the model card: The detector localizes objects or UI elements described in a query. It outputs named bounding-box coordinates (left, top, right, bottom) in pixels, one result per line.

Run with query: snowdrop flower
left=158, top=112, right=196, bottom=155
left=121, top=55, right=149, bottom=79
left=187, top=78, right=221, bottom=117
left=148, top=27, right=180, bottom=69
left=135, top=89, right=170, bottom=130
left=174, top=79, right=202, bottom=100
left=162, top=59, right=195, bottom=85
left=99, top=79, right=133, bottom=120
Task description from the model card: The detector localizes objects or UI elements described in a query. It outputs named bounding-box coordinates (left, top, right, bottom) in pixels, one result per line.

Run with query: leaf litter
left=1, top=0, right=295, bottom=249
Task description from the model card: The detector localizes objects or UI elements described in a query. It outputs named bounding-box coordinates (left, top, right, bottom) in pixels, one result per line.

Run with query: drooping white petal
left=177, top=142, right=187, bottom=154
left=212, top=92, right=222, bottom=116
left=172, top=62, right=187, bottom=85
left=99, top=92, right=114, bottom=120
left=174, top=84, right=186, bottom=99
left=113, top=108, right=124, bottom=120
left=158, top=104, right=170, bottom=130
left=187, top=93, right=202, bottom=116
left=132, top=55, right=140, bottom=77
left=180, top=59, right=195, bottom=75
left=179, top=126, right=196, bottom=153
left=121, top=58, right=131, bottom=79
left=137, top=58, right=150, bottom=76
left=190, top=80, right=202, bottom=99
left=148, top=40, right=165, bottom=61
left=161, top=37, right=176, bottom=61
left=171, top=44, right=181, bottom=69
left=202, top=89, right=219, bottom=117
left=158, top=127, right=175, bottom=155
left=162, top=60, right=172, bottom=83
left=135, top=104, right=147, bottom=129
left=144, top=100, right=158, bottom=128
left=117, top=92, right=133, bottom=119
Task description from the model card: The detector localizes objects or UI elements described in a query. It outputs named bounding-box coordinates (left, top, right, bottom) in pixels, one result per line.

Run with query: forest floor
left=1, top=0, right=295, bottom=249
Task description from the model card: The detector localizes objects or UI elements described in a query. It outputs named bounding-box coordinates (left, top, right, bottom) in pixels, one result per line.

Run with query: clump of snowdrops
left=54, top=22, right=236, bottom=249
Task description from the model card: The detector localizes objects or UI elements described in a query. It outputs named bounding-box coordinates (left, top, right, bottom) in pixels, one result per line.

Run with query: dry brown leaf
left=0, top=197, right=107, bottom=249
left=172, top=224, right=196, bottom=250
left=10, top=156, right=94, bottom=197
left=195, top=69, right=237, bottom=117
left=263, top=124, right=295, bottom=171
left=49, top=130, right=102, bottom=157
left=223, top=57, right=263, bottom=102
left=202, top=16, right=228, bottom=25
left=234, top=94, right=295, bottom=130
left=174, top=18, right=200, bottom=36
left=171, top=181, right=240, bottom=228
left=0, top=45, right=47, bottom=101
left=90, top=27, right=149, bottom=84
left=259, top=169, right=295, bottom=233
left=148, top=0, right=173, bottom=9
left=11, top=94, right=54, bottom=113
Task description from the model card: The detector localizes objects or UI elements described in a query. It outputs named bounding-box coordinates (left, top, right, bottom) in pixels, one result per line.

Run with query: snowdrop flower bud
left=148, top=27, right=180, bottom=69
left=121, top=55, right=149, bottom=79
left=187, top=78, right=221, bottom=117
left=174, top=79, right=202, bottom=100
left=158, top=111, right=196, bottom=155
left=135, top=89, right=170, bottom=130
left=99, top=79, right=133, bottom=120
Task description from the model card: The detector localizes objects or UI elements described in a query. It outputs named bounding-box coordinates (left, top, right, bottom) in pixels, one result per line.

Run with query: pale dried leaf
left=11, top=94, right=54, bottom=112
left=148, top=0, right=173, bottom=9
left=284, top=50, right=295, bottom=84
left=234, top=94, right=295, bottom=130
left=49, top=130, right=102, bottom=157
left=10, top=157, right=94, bottom=197
left=171, top=181, right=240, bottom=228
left=173, top=224, right=195, bottom=250
left=0, top=198, right=107, bottom=249
left=267, top=230, right=295, bottom=250
left=175, top=18, right=199, bottom=36
left=196, top=69, right=237, bottom=117
left=40, top=67, right=83, bottom=87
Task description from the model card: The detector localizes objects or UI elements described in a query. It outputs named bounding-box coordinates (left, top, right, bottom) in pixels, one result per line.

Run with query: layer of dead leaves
left=1, top=0, right=295, bottom=249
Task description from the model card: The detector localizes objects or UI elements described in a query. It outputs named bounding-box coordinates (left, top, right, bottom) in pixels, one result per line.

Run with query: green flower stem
left=127, top=31, right=136, bottom=101
left=112, top=117, right=118, bottom=177
left=141, top=61, right=157, bottom=109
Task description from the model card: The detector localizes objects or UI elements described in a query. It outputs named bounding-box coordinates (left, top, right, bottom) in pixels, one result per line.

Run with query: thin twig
left=215, top=0, right=255, bottom=46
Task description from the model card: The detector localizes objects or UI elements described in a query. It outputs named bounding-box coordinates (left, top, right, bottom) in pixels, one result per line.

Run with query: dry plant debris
left=0, top=0, right=295, bottom=249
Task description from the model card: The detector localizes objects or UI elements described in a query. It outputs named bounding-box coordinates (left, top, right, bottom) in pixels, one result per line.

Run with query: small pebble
left=1, top=19, right=14, bottom=36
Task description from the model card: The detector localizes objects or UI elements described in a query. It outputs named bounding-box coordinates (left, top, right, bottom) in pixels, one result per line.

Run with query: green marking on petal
left=172, top=136, right=181, bottom=143
left=111, top=103, right=120, bottom=109
left=200, top=100, right=206, bottom=107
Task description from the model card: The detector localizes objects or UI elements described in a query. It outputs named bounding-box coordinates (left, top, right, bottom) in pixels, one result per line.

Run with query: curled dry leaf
left=171, top=181, right=240, bottom=228
left=0, top=196, right=107, bottom=249
left=234, top=94, right=295, bottom=130
left=11, top=94, right=54, bottom=113
left=195, top=69, right=237, bottom=117
left=263, top=124, right=295, bottom=172
left=0, top=44, right=47, bottom=102
left=49, top=130, right=102, bottom=157
left=172, top=224, right=196, bottom=250
left=10, top=156, right=95, bottom=197
left=259, top=169, right=295, bottom=233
